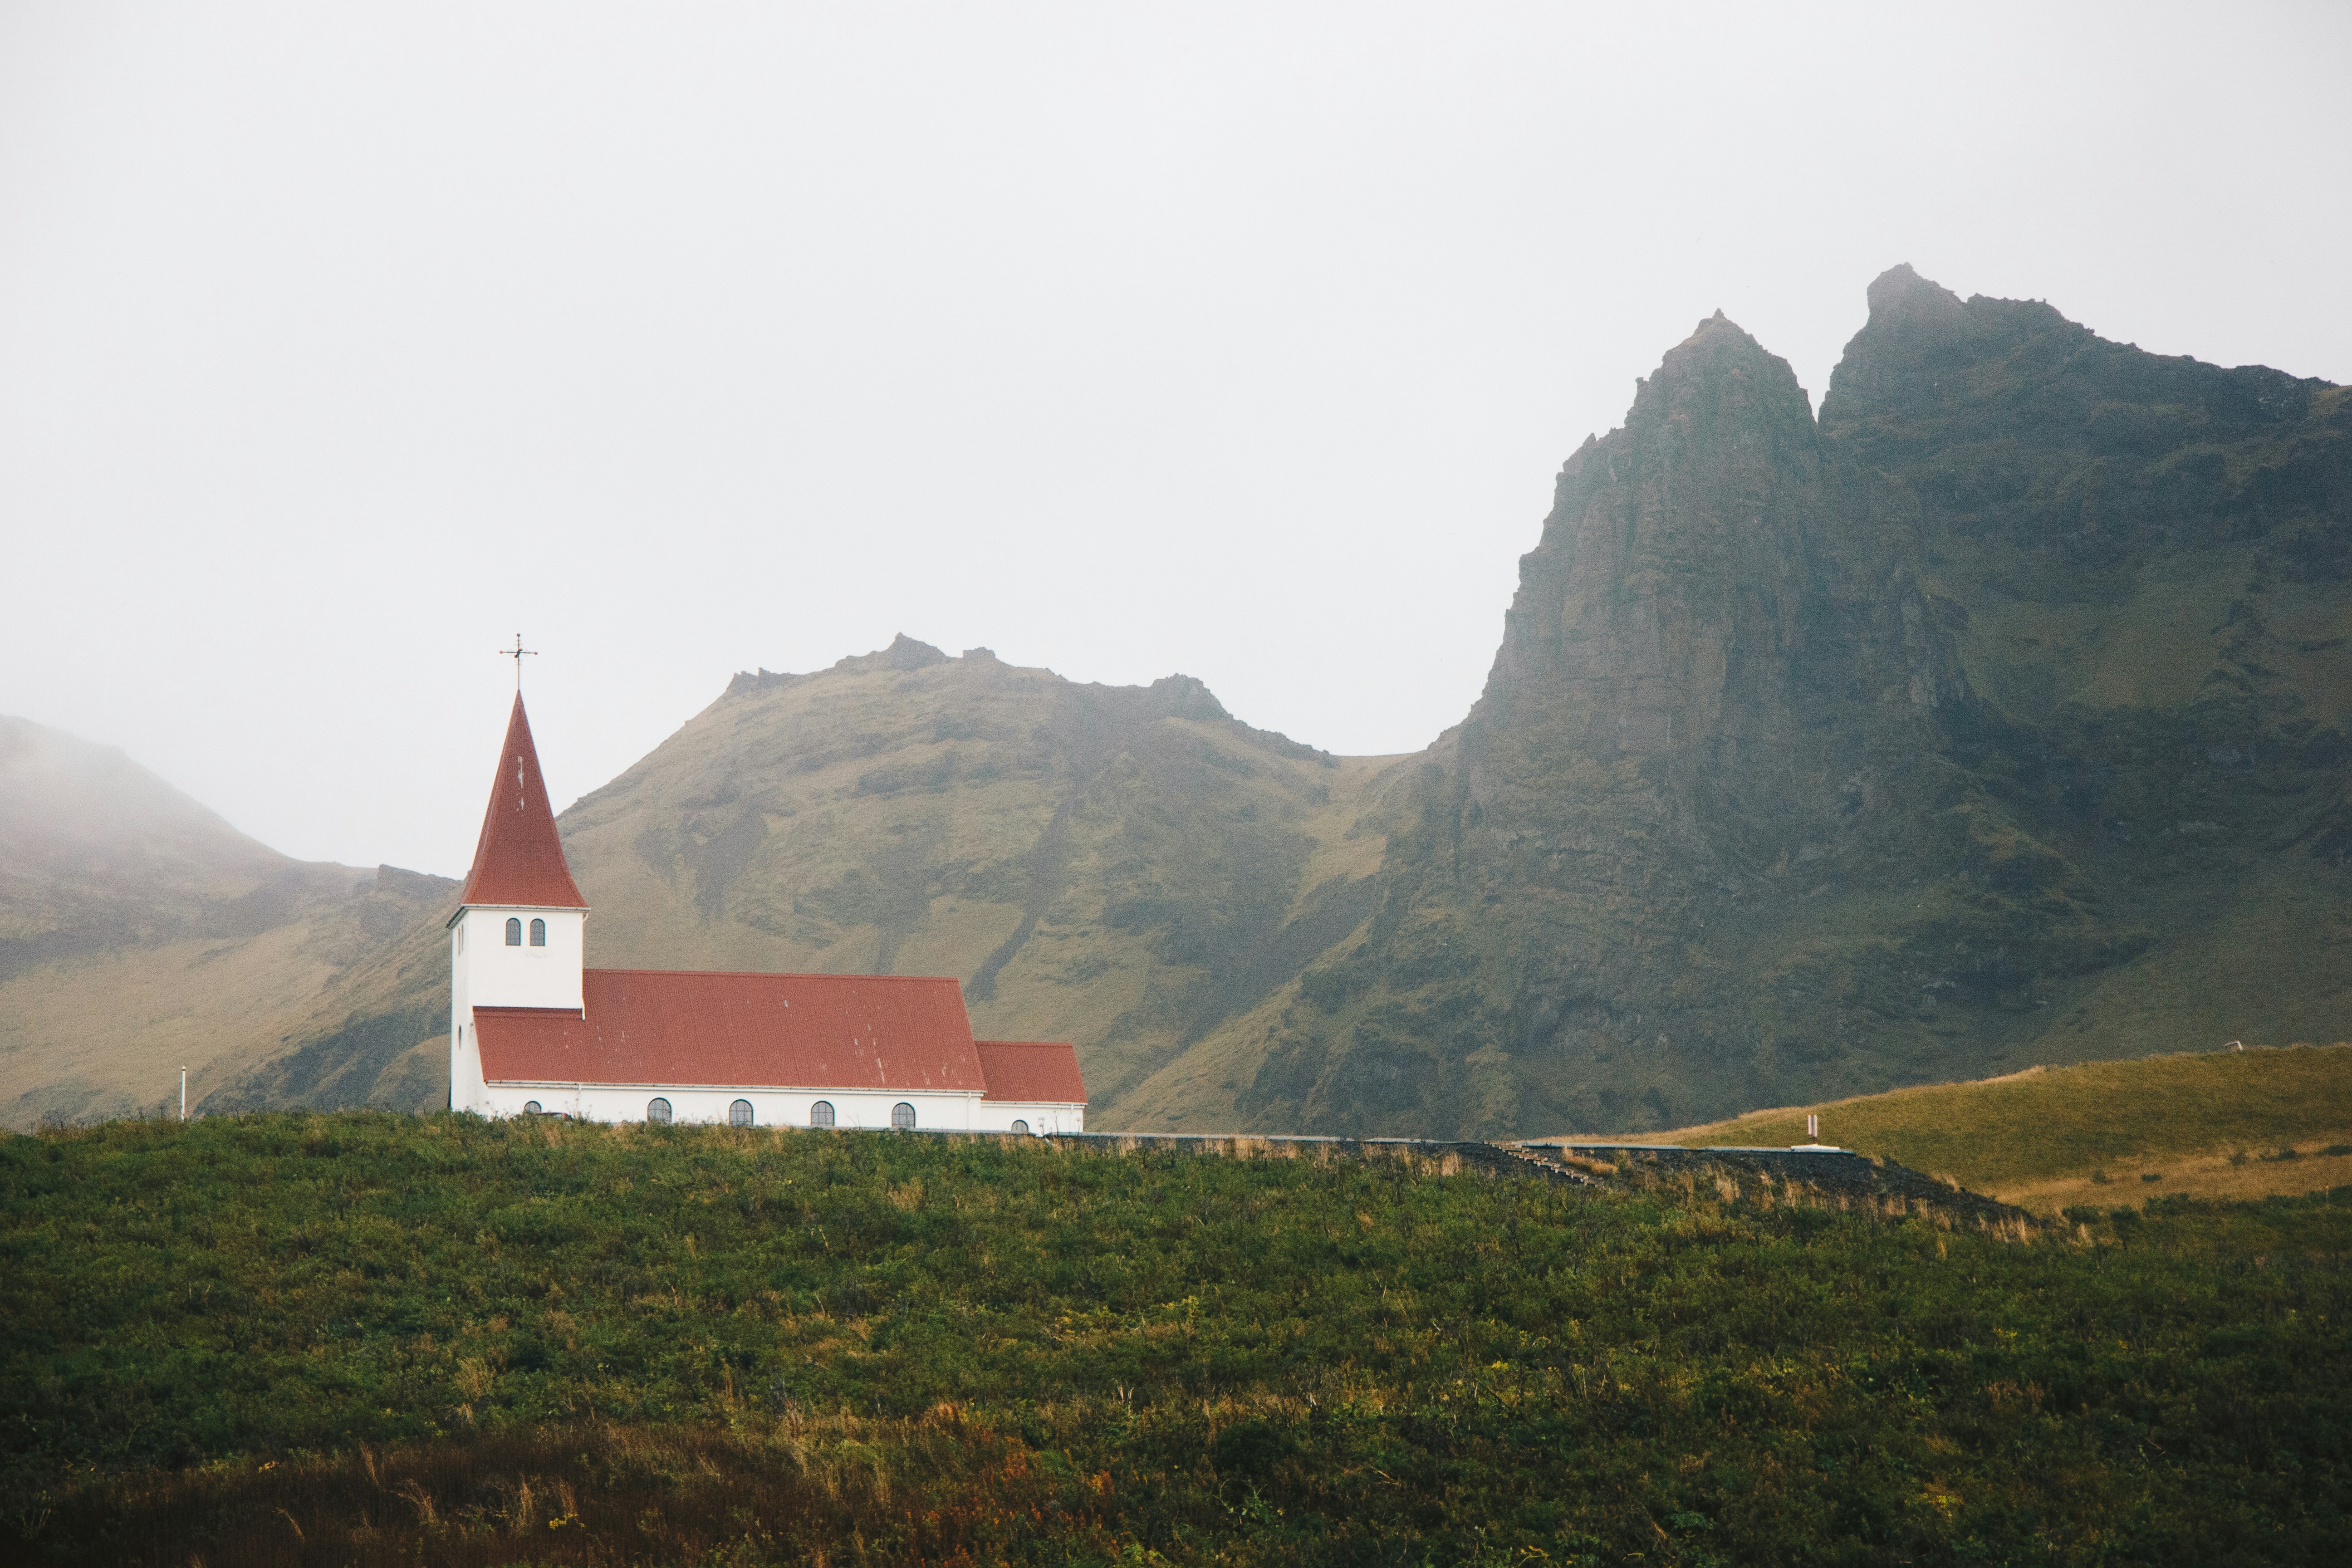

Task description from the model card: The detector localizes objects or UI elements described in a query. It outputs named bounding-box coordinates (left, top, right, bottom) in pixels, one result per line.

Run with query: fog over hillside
left=6, top=265, right=2340, bottom=1137
left=3, top=4, right=2348, bottom=876
left=0, top=716, right=455, bottom=1129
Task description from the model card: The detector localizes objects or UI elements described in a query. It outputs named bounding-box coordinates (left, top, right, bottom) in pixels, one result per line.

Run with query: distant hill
left=5, top=266, right=2344, bottom=1136
left=0, top=717, right=454, bottom=1129
left=1605, top=1043, right=2352, bottom=1214
left=557, top=637, right=1408, bottom=1125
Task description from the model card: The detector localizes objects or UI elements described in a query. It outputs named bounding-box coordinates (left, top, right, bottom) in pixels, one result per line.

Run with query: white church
left=447, top=695, right=1086, bottom=1134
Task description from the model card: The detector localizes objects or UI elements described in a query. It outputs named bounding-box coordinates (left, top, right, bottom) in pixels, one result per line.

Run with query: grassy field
left=5, top=1112, right=2350, bottom=1565
left=1571, top=1045, right=2352, bottom=1215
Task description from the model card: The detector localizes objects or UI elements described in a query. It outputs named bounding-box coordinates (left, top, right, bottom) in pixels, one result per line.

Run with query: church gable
left=975, top=1040, right=1088, bottom=1104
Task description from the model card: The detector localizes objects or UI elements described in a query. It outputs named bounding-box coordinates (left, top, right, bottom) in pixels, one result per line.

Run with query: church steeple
left=458, top=694, right=586, bottom=910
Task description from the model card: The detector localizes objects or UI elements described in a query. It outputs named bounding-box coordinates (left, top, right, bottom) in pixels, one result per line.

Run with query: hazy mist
left=3, top=2, right=2347, bottom=876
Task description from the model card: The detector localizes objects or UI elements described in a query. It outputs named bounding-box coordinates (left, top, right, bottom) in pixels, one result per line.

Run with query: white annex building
left=448, top=695, right=1086, bottom=1134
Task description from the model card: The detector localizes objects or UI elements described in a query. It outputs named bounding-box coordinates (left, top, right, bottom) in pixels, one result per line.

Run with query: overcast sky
left=4, top=2, right=2347, bottom=877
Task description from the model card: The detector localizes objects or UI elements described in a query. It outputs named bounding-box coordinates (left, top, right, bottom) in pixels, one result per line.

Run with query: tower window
left=891, top=1101, right=917, bottom=1131
left=729, top=1098, right=754, bottom=1127
left=505, top=917, right=522, bottom=946
left=647, top=1097, right=672, bottom=1125
left=809, top=1100, right=836, bottom=1129
left=529, top=917, right=547, bottom=946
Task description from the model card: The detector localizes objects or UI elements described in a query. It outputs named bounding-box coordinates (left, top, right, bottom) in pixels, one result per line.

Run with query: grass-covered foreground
left=4, top=1114, right=2349, bottom=1565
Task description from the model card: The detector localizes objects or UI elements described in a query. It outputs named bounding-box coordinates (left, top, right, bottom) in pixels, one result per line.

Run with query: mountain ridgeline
left=5, top=266, right=2343, bottom=1135
left=1242, top=268, right=2348, bottom=1134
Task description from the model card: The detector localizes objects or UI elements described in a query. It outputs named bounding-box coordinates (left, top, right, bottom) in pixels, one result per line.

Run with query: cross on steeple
left=501, top=634, right=538, bottom=691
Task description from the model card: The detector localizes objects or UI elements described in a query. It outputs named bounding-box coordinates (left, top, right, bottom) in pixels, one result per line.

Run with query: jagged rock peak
left=1822, top=265, right=1987, bottom=429
left=726, top=635, right=957, bottom=696
left=1622, top=308, right=1814, bottom=429
left=1864, top=262, right=1965, bottom=325
left=1557, top=315, right=1812, bottom=486
left=1669, top=307, right=1766, bottom=361
left=1141, top=673, right=1231, bottom=723
left=874, top=633, right=950, bottom=671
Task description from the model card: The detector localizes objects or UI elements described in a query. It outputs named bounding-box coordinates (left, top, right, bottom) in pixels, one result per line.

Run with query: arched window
left=523, top=1100, right=542, bottom=1116
left=1010, top=1119, right=1030, bottom=1137
left=505, top=917, right=522, bottom=946
left=647, top=1097, right=672, bottom=1125
left=729, top=1098, right=754, bottom=1127
left=891, top=1101, right=917, bottom=1131
left=529, top=917, right=547, bottom=947
left=808, top=1101, right=836, bottom=1129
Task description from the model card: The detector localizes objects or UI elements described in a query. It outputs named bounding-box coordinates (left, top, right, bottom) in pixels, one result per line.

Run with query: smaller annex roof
left=457, top=694, right=587, bottom=912
left=476, top=969, right=995, bottom=1093
left=974, top=1040, right=1087, bottom=1104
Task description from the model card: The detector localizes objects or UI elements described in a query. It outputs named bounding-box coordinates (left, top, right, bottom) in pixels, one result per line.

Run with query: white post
left=180, top=1067, right=187, bottom=1122
left=1807, top=1113, right=1818, bottom=1141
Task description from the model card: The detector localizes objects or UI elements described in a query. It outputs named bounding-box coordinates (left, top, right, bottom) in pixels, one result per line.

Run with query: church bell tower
left=448, top=694, right=588, bottom=1112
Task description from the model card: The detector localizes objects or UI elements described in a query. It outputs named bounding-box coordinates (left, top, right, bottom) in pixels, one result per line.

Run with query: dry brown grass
left=1536, top=1044, right=2352, bottom=1213
left=2001, top=1137, right=2352, bottom=1215
left=29, top=1411, right=1073, bottom=1567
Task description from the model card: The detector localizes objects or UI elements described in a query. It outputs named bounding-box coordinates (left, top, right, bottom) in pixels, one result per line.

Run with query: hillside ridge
left=4, top=265, right=2344, bottom=1134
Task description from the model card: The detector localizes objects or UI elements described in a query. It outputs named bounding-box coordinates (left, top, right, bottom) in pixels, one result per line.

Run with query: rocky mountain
left=9, top=266, right=2342, bottom=1136
left=0, top=718, right=455, bottom=1128
left=1221, top=268, right=2349, bottom=1136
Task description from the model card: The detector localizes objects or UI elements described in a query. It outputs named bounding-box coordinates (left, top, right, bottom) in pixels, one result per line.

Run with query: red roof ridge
left=457, top=695, right=587, bottom=911
left=474, top=967, right=992, bottom=1093
left=583, top=966, right=964, bottom=985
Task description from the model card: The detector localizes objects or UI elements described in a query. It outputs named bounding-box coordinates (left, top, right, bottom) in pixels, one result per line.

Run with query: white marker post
left=180, top=1067, right=187, bottom=1122
left=1807, top=1113, right=1818, bottom=1141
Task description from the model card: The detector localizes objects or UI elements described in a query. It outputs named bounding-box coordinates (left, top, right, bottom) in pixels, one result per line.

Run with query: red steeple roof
left=458, top=695, right=587, bottom=910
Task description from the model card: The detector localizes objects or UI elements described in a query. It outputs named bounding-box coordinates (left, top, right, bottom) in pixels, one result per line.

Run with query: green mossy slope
left=5, top=1113, right=2350, bottom=1563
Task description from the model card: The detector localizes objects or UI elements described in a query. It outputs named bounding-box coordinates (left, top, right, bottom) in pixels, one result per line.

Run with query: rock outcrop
left=1236, top=270, right=2349, bottom=1137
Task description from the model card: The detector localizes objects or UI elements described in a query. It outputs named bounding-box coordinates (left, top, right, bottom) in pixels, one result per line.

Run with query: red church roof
left=974, top=1040, right=1088, bottom=1103
left=475, top=969, right=999, bottom=1093
left=458, top=695, right=587, bottom=911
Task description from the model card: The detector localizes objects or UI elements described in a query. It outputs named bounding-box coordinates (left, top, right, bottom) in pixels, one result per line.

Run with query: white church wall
left=975, top=1100, right=1084, bottom=1135
left=479, top=1081, right=1082, bottom=1134
left=451, top=1020, right=490, bottom=1113
left=452, top=906, right=586, bottom=1012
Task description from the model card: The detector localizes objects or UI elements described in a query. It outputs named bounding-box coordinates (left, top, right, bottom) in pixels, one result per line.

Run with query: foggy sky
left=4, top=2, right=2348, bottom=877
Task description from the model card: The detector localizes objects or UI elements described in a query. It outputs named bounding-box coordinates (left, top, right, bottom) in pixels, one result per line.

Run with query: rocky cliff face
left=1237, top=271, right=2349, bottom=1137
